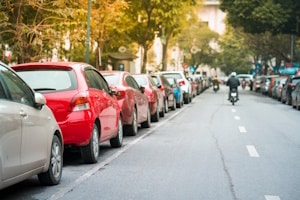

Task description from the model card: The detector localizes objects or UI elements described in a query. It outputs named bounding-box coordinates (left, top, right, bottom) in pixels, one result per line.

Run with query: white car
left=159, top=71, right=193, bottom=104
left=0, top=61, right=64, bottom=190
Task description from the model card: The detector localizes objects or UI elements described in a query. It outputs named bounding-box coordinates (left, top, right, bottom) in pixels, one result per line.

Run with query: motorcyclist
left=226, top=72, right=240, bottom=100
left=212, top=75, right=220, bottom=90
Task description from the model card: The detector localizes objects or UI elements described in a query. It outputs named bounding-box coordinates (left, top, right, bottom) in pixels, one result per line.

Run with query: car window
left=133, top=76, right=147, bottom=86
left=151, top=76, right=160, bottom=86
left=16, top=69, right=76, bottom=91
left=85, top=69, right=110, bottom=93
left=125, top=76, right=140, bottom=90
left=0, top=65, right=34, bottom=106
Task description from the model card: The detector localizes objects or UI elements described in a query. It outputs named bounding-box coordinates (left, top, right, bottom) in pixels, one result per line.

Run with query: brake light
left=116, top=90, right=126, bottom=100
left=70, top=92, right=90, bottom=111
left=178, top=80, right=185, bottom=86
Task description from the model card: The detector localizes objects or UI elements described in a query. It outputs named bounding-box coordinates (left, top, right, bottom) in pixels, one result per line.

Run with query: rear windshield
left=162, top=73, right=182, bottom=79
left=103, top=73, right=119, bottom=85
left=16, top=69, right=77, bottom=92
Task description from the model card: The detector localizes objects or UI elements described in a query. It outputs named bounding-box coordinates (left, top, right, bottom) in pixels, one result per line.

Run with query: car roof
left=11, top=62, right=89, bottom=70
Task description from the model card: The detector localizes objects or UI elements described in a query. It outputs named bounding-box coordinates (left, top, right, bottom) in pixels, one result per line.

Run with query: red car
left=12, top=62, right=123, bottom=164
left=151, top=74, right=176, bottom=112
left=101, top=71, right=151, bottom=136
left=132, top=74, right=165, bottom=122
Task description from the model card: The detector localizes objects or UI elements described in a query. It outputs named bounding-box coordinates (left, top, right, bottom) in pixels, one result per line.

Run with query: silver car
left=0, top=61, right=63, bottom=190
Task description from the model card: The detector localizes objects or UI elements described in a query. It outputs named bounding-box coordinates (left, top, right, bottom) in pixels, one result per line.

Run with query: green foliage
left=220, top=0, right=300, bottom=36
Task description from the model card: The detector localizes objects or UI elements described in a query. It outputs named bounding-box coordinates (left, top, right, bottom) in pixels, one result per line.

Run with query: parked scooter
left=229, top=88, right=238, bottom=105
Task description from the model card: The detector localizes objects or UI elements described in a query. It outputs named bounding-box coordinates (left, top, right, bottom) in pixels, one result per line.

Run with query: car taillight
left=70, top=92, right=90, bottom=111
left=178, top=80, right=185, bottom=86
left=116, top=90, right=126, bottom=100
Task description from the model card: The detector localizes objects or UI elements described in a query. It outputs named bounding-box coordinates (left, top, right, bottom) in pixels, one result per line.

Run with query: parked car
left=12, top=62, right=123, bottom=164
left=281, top=75, right=300, bottom=105
left=190, top=74, right=203, bottom=95
left=132, top=74, right=164, bottom=122
left=151, top=74, right=176, bottom=112
left=253, top=76, right=264, bottom=92
left=291, top=81, right=300, bottom=110
left=165, top=77, right=184, bottom=108
left=158, top=71, right=193, bottom=104
left=0, top=61, right=63, bottom=190
left=260, top=75, right=279, bottom=95
left=273, top=77, right=287, bottom=100
left=101, top=71, right=151, bottom=136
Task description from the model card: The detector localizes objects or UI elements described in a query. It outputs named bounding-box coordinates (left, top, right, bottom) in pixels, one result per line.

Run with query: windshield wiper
left=34, top=88, right=57, bottom=91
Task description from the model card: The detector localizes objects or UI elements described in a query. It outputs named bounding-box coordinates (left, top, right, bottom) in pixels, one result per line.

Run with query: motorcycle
left=241, top=80, right=246, bottom=90
left=229, top=88, right=238, bottom=105
left=213, top=84, right=219, bottom=92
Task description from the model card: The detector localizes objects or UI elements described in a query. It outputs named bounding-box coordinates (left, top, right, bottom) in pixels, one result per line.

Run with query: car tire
left=125, top=108, right=138, bottom=136
left=81, top=123, right=99, bottom=164
left=110, top=115, right=123, bottom=148
left=171, top=98, right=176, bottom=111
left=151, top=105, right=159, bottom=122
left=141, top=106, right=151, bottom=128
left=164, top=99, right=169, bottom=113
left=38, top=135, right=63, bottom=185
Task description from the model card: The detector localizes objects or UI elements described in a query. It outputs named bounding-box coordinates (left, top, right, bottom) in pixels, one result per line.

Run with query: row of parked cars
left=253, top=71, right=300, bottom=110
left=0, top=61, right=207, bottom=190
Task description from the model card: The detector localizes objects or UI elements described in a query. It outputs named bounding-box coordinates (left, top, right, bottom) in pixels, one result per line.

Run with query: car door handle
left=20, top=110, right=28, bottom=118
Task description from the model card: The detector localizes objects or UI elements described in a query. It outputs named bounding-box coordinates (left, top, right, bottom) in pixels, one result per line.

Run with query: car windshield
left=103, top=74, right=120, bottom=85
left=16, top=69, right=77, bottom=91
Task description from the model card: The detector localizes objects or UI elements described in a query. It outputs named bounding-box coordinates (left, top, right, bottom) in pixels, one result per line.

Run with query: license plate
left=231, top=93, right=237, bottom=97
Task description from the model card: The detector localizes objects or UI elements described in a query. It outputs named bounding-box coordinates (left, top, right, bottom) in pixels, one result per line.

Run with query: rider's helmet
left=231, top=72, right=237, bottom=77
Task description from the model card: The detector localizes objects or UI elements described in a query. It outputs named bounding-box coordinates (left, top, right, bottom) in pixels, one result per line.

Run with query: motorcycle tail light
left=178, top=80, right=185, bottom=86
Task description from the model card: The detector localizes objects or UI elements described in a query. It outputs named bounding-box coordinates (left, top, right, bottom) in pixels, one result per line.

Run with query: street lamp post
left=85, top=0, right=91, bottom=63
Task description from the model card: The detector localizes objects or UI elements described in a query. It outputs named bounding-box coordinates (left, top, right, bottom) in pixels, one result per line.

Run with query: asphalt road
left=1, top=85, right=300, bottom=200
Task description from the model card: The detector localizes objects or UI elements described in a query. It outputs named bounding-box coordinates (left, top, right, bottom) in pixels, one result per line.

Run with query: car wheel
left=125, top=108, right=138, bottom=136
left=164, top=99, right=169, bottom=113
left=171, top=98, right=176, bottom=111
left=151, top=104, right=159, bottom=122
left=81, top=123, right=99, bottom=164
left=38, top=135, right=63, bottom=185
left=110, top=115, right=123, bottom=148
left=141, top=106, right=151, bottom=128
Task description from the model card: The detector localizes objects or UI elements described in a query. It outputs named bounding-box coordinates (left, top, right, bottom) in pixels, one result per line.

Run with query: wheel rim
left=50, top=140, right=62, bottom=179
left=92, top=126, right=99, bottom=159
left=133, top=110, right=137, bottom=134
left=118, top=117, right=123, bottom=142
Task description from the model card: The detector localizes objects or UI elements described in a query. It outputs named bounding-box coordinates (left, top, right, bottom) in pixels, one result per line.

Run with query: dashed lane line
left=246, top=145, right=260, bottom=157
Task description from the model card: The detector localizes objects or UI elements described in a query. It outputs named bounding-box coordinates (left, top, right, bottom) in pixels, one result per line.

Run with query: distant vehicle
left=151, top=74, right=176, bottom=112
left=165, top=77, right=184, bottom=108
left=0, top=61, right=63, bottom=190
left=291, top=81, right=300, bottom=110
left=281, top=75, right=300, bottom=105
left=236, top=74, right=253, bottom=86
left=132, top=74, right=165, bottom=122
left=158, top=71, right=193, bottom=104
left=12, top=62, right=123, bottom=164
left=102, top=71, right=151, bottom=136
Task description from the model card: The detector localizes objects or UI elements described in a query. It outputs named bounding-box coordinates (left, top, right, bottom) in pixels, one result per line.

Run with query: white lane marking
left=264, top=195, right=281, bottom=200
left=238, top=126, right=247, bottom=133
left=234, top=116, right=240, bottom=120
left=246, top=145, right=260, bottom=157
left=47, top=105, right=187, bottom=200
left=231, top=109, right=236, bottom=112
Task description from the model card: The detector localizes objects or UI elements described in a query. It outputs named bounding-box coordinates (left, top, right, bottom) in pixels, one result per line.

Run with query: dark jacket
left=226, top=76, right=240, bottom=89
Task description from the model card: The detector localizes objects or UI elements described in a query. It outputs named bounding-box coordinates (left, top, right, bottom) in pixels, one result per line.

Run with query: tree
left=220, top=0, right=300, bottom=36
